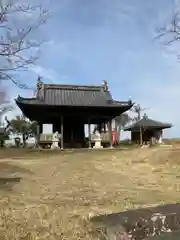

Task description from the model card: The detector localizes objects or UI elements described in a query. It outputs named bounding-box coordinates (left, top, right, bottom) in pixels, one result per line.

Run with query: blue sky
left=6, top=0, right=180, bottom=138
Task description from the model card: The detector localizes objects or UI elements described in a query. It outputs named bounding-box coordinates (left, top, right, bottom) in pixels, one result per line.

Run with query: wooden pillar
left=103, top=122, right=106, bottom=133
left=36, top=124, right=40, bottom=148
left=70, top=126, right=74, bottom=147
left=108, top=119, right=113, bottom=148
left=61, top=116, right=64, bottom=149
left=88, top=119, right=91, bottom=148
left=140, top=127, right=143, bottom=146
left=98, top=124, right=101, bottom=133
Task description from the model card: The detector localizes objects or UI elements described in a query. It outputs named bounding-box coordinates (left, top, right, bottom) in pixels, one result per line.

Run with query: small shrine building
left=124, top=114, right=172, bottom=144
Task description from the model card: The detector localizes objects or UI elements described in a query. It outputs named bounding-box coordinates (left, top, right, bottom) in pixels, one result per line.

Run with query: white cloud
left=175, top=0, right=180, bottom=10
left=30, top=65, right=58, bottom=83
left=30, top=65, right=69, bottom=83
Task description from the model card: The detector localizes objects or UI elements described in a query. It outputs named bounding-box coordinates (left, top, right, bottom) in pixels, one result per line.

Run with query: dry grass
left=0, top=147, right=180, bottom=239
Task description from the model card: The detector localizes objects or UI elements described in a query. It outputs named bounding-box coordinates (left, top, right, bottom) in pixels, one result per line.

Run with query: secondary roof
left=124, top=114, right=172, bottom=131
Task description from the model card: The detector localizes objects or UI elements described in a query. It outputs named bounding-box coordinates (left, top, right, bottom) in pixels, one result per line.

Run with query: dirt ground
left=0, top=146, right=180, bottom=239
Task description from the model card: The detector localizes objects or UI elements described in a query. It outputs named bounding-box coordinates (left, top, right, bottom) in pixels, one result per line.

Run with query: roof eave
left=124, top=125, right=172, bottom=131
left=15, top=96, right=133, bottom=109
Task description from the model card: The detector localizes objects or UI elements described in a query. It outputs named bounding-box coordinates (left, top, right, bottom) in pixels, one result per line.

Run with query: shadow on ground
left=0, top=147, right=131, bottom=160
left=0, top=177, right=22, bottom=191
left=91, top=203, right=180, bottom=239
left=0, top=162, right=33, bottom=174
left=0, top=162, right=33, bottom=191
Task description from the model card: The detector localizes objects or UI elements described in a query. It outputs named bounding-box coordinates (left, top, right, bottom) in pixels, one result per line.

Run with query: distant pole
left=137, top=104, right=143, bottom=146
left=139, top=123, right=143, bottom=146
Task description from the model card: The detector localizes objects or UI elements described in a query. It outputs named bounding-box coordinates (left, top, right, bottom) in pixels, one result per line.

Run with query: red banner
left=112, top=130, right=117, bottom=145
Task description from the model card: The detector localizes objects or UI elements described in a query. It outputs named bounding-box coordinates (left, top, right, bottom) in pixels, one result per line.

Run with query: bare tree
left=114, top=113, right=132, bottom=140
left=131, top=104, right=146, bottom=146
left=0, top=80, right=13, bottom=124
left=155, top=10, right=180, bottom=57
left=0, top=0, right=49, bottom=88
left=131, top=104, right=146, bottom=122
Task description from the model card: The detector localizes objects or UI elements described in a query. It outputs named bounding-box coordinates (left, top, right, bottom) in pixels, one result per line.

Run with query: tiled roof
left=44, top=84, right=113, bottom=106
left=124, top=115, right=172, bottom=131
left=16, top=83, right=133, bottom=108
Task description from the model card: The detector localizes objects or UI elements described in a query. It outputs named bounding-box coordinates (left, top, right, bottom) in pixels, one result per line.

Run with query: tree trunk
left=22, top=134, right=26, bottom=148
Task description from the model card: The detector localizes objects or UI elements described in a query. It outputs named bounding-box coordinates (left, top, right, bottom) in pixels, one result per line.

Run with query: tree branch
left=0, top=0, right=50, bottom=88
left=155, top=11, right=180, bottom=46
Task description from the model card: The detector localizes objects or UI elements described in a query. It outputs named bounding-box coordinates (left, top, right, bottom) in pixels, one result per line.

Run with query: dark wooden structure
left=124, top=114, right=172, bottom=144
left=15, top=79, right=133, bottom=148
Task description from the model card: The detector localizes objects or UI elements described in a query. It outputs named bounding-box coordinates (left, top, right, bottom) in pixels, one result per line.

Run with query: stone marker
left=93, top=131, right=103, bottom=149
left=91, top=203, right=180, bottom=239
left=51, top=131, right=60, bottom=149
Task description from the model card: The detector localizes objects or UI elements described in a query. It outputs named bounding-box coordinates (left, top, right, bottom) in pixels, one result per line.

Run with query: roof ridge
left=44, top=83, right=106, bottom=91
left=140, top=117, right=168, bottom=123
